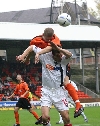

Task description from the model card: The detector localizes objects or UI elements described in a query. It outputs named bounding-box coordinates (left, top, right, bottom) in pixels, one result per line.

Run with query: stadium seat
left=77, top=91, right=91, bottom=99
left=37, top=86, right=42, bottom=91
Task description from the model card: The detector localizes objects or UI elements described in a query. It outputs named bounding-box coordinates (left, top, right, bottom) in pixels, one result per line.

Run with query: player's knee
left=42, top=115, right=50, bottom=125
left=61, top=112, right=70, bottom=124
left=14, top=107, right=19, bottom=112
left=29, top=110, right=32, bottom=113
left=63, top=115, right=70, bottom=124
left=42, top=114, right=50, bottom=121
left=14, top=109, right=18, bottom=113
left=29, top=108, right=33, bottom=113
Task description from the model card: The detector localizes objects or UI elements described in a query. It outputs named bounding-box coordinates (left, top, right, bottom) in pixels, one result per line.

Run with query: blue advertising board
left=0, top=101, right=41, bottom=107
left=0, top=101, right=17, bottom=107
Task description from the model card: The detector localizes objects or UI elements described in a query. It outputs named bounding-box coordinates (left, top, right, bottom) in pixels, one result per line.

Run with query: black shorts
left=16, top=98, right=32, bottom=109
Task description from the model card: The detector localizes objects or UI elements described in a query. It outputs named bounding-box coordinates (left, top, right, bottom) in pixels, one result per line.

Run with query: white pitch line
left=73, top=124, right=91, bottom=126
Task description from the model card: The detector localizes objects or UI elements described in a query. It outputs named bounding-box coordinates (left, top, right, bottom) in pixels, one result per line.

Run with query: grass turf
left=0, top=107, right=100, bottom=126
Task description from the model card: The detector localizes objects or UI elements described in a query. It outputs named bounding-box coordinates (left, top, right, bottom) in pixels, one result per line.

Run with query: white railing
left=74, top=80, right=100, bottom=98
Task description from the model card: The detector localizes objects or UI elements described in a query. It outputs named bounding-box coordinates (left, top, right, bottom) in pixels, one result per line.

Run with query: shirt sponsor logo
left=46, top=64, right=60, bottom=71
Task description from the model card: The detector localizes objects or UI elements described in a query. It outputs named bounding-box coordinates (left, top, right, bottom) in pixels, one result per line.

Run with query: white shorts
left=40, top=86, right=69, bottom=111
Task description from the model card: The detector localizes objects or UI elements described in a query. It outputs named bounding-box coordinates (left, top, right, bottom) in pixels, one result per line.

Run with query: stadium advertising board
left=0, top=101, right=100, bottom=109
left=0, top=101, right=17, bottom=107
left=0, top=101, right=41, bottom=108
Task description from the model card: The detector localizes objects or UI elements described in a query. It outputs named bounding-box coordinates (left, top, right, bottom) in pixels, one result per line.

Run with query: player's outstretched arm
left=37, top=46, right=52, bottom=55
left=16, top=45, right=34, bottom=63
left=59, top=48, right=72, bottom=59
left=49, top=41, right=72, bottom=58
left=35, top=46, right=52, bottom=64
left=24, top=52, right=34, bottom=64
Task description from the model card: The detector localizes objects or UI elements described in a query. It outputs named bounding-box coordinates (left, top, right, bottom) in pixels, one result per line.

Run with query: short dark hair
left=52, top=49, right=60, bottom=56
left=52, top=45, right=62, bottom=55
left=43, top=28, right=54, bottom=37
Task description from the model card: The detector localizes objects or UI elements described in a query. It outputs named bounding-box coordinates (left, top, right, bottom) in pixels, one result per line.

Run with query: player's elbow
left=29, top=45, right=33, bottom=51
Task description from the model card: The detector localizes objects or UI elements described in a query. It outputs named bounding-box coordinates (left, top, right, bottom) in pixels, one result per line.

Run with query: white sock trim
left=75, top=100, right=80, bottom=103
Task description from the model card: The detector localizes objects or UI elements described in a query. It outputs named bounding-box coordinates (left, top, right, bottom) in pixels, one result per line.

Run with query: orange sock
left=64, top=83, right=81, bottom=110
left=31, top=111, right=39, bottom=120
left=14, top=111, right=20, bottom=124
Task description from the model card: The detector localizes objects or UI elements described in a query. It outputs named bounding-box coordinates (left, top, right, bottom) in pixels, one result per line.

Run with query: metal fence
left=74, top=80, right=100, bottom=98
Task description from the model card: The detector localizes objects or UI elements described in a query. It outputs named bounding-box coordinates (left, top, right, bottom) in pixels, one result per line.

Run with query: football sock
left=31, top=111, right=39, bottom=120
left=43, top=122, right=51, bottom=126
left=14, top=111, right=20, bottom=124
left=42, top=117, right=50, bottom=125
left=81, top=112, right=87, bottom=120
left=64, top=83, right=79, bottom=102
left=64, top=124, right=72, bottom=126
left=59, top=113, right=63, bottom=123
left=64, top=83, right=81, bottom=110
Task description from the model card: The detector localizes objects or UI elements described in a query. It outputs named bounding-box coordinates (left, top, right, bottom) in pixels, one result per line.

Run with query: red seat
left=77, top=90, right=91, bottom=99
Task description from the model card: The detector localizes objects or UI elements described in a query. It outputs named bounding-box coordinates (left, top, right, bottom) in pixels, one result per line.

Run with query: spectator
left=22, top=67, right=27, bottom=75
left=28, top=81, right=37, bottom=93
left=1, top=71, right=7, bottom=77
left=11, top=96, right=18, bottom=101
left=6, top=75, right=12, bottom=82
left=3, top=80, right=10, bottom=87
left=0, top=83, right=3, bottom=94
left=2, top=95, right=7, bottom=101
left=24, top=76, right=31, bottom=84
left=35, top=75, right=39, bottom=82
left=0, top=76, right=3, bottom=83
left=6, top=91, right=10, bottom=96
left=12, top=71, right=17, bottom=81
left=0, top=56, right=3, bottom=65
left=35, top=71, right=39, bottom=76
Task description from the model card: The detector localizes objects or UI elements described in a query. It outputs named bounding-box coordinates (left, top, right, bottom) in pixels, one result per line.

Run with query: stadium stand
left=0, top=60, right=95, bottom=101
left=0, top=61, right=42, bottom=101
left=77, top=90, right=91, bottom=99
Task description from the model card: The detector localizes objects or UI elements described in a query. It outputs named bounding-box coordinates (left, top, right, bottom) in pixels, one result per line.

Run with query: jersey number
left=62, top=98, right=68, bottom=107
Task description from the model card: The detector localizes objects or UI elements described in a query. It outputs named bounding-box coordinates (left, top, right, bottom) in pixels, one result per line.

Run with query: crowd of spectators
left=0, top=59, right=42, bottom=101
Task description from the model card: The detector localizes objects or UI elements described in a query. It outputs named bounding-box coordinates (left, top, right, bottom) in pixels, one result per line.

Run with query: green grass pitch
left=0, top=107, right=100, bottom=126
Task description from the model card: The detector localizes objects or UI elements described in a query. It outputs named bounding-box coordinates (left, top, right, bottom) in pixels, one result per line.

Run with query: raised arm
left=16, top=45, right=34, bottom=63
left=37, top=46, right=52, bottom=55
left=35, top=46, right=52, bottom=64
left=49, top=41, right=72, bottom=59
left=58, top=48, right=72, bottom=59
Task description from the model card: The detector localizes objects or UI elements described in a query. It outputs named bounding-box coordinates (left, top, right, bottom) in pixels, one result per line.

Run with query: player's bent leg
left=59, top=110, right=72, bottom=126
left=63, top=76, right=83, bottom=117
left=74, top=105, right=84, bottom=118
left=35, top=90, right=52, bottom=125
left=41, top=106, right=51, bottom=126
left=13, top=107, right=20, bottom=126
left=59, top=110, right=70, bottom=124
left=35, top=106, right=51, bottom=125
left=81, top=111, right=88, bottom=122
left=25, top=52, right=34, bottom=65
left=29, top=108, right=40, bottom=120
left=35, top=116, right=43, bottom=125
left=64, top=77, right=80, bottom=105
left=29, top=108, right=43, bottom=125
left=56, top=113, right=63, bottom=124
